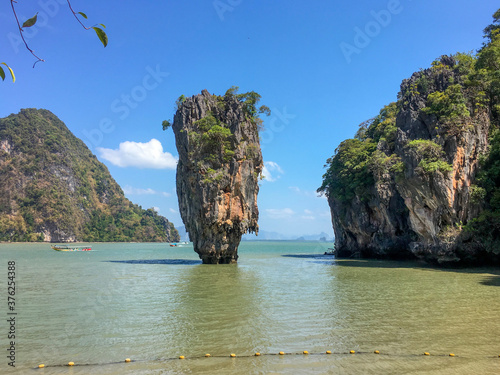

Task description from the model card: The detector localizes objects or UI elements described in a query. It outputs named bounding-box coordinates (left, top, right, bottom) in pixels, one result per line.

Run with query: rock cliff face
left=320, top=52, right=498, bottom=265
left=172, top=89, right=264, bottom=264
left=0, top=109, right=179, bottom=243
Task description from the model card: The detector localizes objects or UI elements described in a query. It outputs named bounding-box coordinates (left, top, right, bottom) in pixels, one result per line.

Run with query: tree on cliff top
left=224, top=86, right=271, bottom=129
left=482, top=8, right=500, bottom=46
left=477, top=8, right=500, bottom=126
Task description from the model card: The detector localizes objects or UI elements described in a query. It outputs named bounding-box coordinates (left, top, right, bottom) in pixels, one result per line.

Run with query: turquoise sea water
left=1, top=241, right=500, bottom=374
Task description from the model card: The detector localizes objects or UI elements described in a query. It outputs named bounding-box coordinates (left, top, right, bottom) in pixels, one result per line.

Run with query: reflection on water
left=170, top=264, right=268, bottom=356
left=2, top=242, right=500, bottom=374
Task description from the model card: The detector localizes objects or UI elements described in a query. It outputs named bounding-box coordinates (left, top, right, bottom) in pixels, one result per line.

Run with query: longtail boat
left=51, top=245, right=92, bottom=252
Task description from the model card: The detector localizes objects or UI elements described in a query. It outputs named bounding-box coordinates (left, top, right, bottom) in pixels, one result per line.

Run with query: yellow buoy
left=230, top=353, right=236, bottom=357
left=179, top=355, right=185, bottom=359
left=350, top=350, right=355, bottom=354
left=68, top=362, right=75, bottom=366
left=449, top=353, right=455, bottom=357
left=279, top=351, right=285, bottom=355
left=374, top=350, right=380, bottom=354
left=424, top=352, right=430, bottom=356
left=205, top=353, right=211, bottom=357
left=38, top=364, right=45, bottom=368
left=125, top=358, right=131, bottom=363
left=326, top=350, right=332, bottom=354
left=255, top=352, right=261, bottom=356
left=303, top=350, right=309, bottom=355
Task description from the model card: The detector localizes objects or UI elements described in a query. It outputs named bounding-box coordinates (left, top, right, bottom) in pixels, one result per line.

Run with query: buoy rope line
left=35, top=350, right=500, bottom=369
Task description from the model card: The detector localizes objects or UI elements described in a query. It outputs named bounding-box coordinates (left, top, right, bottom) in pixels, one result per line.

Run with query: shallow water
left=1, top=241, right=500, bottom=374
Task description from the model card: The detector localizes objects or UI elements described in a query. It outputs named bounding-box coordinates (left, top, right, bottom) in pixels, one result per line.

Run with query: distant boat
left=170, top=242, right=189, bottom=247
left=51, top=245, right=92, bottom=252
left=324, top=248, right=335, bottom=255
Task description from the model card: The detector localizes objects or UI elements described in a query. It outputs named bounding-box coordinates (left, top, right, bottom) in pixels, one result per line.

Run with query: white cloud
left=262, top=161, right=284, bottom=182
left=304, top=209, right=313, bottom=215
left=123, top=185, right=171, bottom=197
left=152, top=206, right=160, bottom=212
left=266, top=208, right=294, bottom=219
left=98, top=139, right=177, bottom=169
left=169, top=208, right=178, bottom=214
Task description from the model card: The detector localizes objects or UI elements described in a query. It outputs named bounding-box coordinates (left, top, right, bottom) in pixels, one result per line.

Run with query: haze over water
left=2, top=242, right=500, bottom=374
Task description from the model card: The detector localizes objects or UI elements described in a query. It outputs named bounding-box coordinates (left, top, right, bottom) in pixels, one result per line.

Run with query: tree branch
left=10, top=0, right=44, bottom=67
left=66, top=0, right=90, bottom=30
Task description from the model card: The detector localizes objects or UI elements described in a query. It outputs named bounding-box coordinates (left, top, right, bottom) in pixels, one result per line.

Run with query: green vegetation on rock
left=364, top=102, right=399, bottom=146
left=318, top=138, right=376, bottom=203
left=179, top=87, right=269, bottom=186
left=318, top=102, right=398, bottom=203
left=407, top=139, right=452, bottom=174
left=465, top=129, right=500, bottom=252
left=190, top=113, right=235, bottom=164
left=461, top=10, right=500, bottom=253
left=320, top=7, right=500, bottom=205
left=222, top=86, right=271, bottom=129
left=422, top=84, right=470, bottom=123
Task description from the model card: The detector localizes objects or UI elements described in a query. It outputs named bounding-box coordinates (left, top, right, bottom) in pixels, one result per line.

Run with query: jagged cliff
left=319, top=11, right=500, bottom=265
left=0, top=109, right=180, bottom=243
left=172, top=88, right=266, bottom=264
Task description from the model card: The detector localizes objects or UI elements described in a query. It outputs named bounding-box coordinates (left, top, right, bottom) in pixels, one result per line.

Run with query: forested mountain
left=0, top=108, right=179, bottom=243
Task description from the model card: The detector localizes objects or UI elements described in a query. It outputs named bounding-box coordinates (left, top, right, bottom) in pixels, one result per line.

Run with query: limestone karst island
left=171, top=88, right=266, bottom=264
left=319, top=14, right=500, bottom=266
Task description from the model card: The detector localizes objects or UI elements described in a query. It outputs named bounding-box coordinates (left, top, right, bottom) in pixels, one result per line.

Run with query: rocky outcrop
left=322, top=54, right=496, bottom=265
left=172, top=89, right=264, bottom=264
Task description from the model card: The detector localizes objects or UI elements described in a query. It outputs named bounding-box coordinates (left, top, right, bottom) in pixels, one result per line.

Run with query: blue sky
left=1, top=0, right=497, bottom=237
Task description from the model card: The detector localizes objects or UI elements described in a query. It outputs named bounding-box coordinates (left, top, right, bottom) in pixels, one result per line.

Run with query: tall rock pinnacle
left=172, top=88, right=267, bottom=264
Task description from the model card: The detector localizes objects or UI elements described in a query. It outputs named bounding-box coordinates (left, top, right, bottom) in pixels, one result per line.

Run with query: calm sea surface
left=1, top=241, right=500, bottom=374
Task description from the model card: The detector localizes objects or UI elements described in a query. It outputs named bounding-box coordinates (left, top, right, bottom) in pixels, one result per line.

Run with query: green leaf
left=99, top=23, right=106, bottom=29
left=0, top=67, right=5, bottom=81
left=92, top=27, right=108, bottom=47
left=0, top=63, right=15, bottom=82
left=162, top=120, right=172, bottom=131
left=22, top=13, right=38, bottom=28
left=77, top=12, right=88, bottom=19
